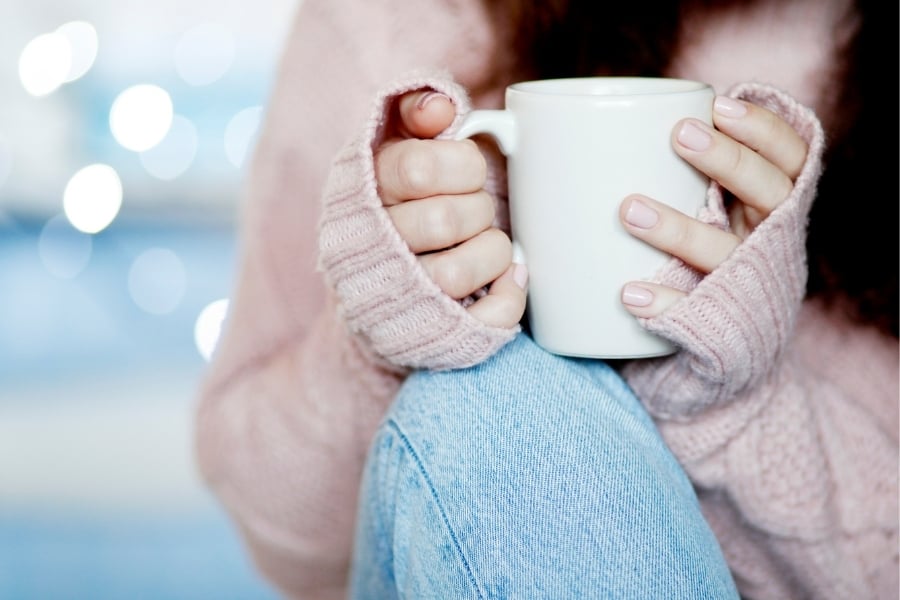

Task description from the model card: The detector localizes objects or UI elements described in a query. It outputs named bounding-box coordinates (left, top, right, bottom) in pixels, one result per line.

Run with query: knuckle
left=726, top=142, right=748, bottom=177
left=667, top=212, right=694, bottom=253
left=431, top=255, right=471, bottom=298
left=485, top=228, right=513, bottom=261
left=396, top=140, right=438, bottom=195
left=473, top=191, right=496, bottom=227
left=419, top=201, right=458, bottom=247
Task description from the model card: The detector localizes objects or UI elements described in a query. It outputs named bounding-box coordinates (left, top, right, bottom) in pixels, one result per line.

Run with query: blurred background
left=1, top=0, right=298, bottom=597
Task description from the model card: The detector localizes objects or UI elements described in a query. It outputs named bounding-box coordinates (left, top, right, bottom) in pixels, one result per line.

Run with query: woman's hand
left=619, top=95, right=809, bottom=317
left=375, top=90, right=527, bottom=328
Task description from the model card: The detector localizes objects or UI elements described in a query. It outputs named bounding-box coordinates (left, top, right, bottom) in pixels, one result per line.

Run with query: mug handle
left=453, top=110, right=517, bottom=155
left=452, top=109, right=525, bottom=264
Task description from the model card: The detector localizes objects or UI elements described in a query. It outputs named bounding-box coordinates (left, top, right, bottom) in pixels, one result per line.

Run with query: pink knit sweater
left=195, top=1, right=899, bottom=598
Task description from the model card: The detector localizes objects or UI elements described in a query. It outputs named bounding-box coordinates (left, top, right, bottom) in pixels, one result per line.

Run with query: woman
left=195, top=1, right=898, bottom=598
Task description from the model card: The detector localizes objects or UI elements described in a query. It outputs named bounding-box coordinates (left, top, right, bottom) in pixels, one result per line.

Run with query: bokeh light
left=38, top=214, right=93, bottom=279
left=56, top=21, right=98, bottom=83
left=194, top=298, right=229, bottom=361
left=174, top=23, right=236, bottom=86
left=109, top=84, right=173, bottom=152
left=139, top=115, right=199, bottom=180
left=63, top=164, right=123, bottom=234
left=127, top=248, right=187, bottom=315
left=2, top=2, right=305, bottom=597
left=224, top=106, right=263, bottom=168
left=19, top=32, right=72, bottom=96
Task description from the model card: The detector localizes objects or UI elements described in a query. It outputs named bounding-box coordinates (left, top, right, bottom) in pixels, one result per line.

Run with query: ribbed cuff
left=317, top=70, right=518, bottom=370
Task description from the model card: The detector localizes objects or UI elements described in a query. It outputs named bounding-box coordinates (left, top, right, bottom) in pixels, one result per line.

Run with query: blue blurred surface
left=0, top=215, right=232, bottom=386
left=0, top=217, right=282, bottom=599
left=0, top=4, right=300, bottom=597
left=0, top=512, right=279, bottom=600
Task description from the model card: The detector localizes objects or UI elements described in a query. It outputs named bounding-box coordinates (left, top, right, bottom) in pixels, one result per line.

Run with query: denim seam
left=385, top=418, right=485, bottom=599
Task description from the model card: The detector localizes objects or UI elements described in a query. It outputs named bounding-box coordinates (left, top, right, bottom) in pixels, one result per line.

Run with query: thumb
left=396, top=89, right=456, bottom=139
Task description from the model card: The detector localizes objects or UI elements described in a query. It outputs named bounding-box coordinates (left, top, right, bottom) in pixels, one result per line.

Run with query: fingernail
left=713, top=95, right=747, bottom=118
left=676, top=121, right=712, bottom=152
left=416, top=91, right=451, bottom=110
left=624, top=198, right=659, bottom=229
left=622, top=284, right=654, bottom=307
left=513, top=263, right=529, bottom=289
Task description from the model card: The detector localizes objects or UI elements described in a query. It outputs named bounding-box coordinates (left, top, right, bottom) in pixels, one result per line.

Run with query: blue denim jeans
left=350, top=333, right=738, bottom=599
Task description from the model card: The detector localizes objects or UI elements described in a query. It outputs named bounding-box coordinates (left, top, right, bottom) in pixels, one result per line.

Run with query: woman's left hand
left=619, top=95, right=809, bottom=317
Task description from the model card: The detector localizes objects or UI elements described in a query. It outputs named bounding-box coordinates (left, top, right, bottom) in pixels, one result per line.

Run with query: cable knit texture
left=194, top=1, right=899, bottom=598
left=622, top=84, right=898, bottom=598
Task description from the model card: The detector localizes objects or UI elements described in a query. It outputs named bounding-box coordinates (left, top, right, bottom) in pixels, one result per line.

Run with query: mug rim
left=508, top=76, right=712, bottom=97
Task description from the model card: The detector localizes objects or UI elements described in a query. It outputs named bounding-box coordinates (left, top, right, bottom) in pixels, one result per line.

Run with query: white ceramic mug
left=455, top=77, right=714, bottom=358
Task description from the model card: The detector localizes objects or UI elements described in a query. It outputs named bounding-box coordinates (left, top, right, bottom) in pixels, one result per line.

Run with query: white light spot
left=63, top=164, right=123, bottom=234
left=128, top=248, right=187, bottom=315
left=224, top=106, right=263, bottom=168
left=174, top=23, right=236, bottom=86
left=38, top=214, right=93, bottom=279
left=194, top=299, right=229, bottom=361
left=56, top=21, right=98, bottom=82
left=19, top=32, right=72, bottom=96
left=109, top=84, right=173, bottom=152
left=139, top=115, right=198, bottom=180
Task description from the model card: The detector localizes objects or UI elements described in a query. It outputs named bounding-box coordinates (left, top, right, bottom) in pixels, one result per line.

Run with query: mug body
left=505, top=77, right=713, bottom=358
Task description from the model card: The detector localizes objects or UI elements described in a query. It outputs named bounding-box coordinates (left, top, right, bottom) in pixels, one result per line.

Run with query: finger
left=385, top=190, right=494, bottom=253
left=419, top=228, right=511, bottom=299
left=620, top=194, right=742, bottom=274
left=466, top=263, right=528, bottom=328
left=396, top=90, right=456, bottom=139
left=711, top=96, right=808, bottom=180
left=620, top=281, right=686, bottom=319
left=376, top=138, right=486, bottom=205
left=672, top=118, right=794, bottom=222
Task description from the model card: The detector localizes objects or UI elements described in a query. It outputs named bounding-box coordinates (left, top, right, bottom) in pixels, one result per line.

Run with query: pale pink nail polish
left=713, top=95, right=747, bottom=118
left=417, top=91, right=451, bottom=110
left=513, top=263, right=529, bottom=289
left=622, top=284, right=654, bottom=307
left=677, top=121, right=712, bottom=152
left=625, top=198, right=659, bottom=229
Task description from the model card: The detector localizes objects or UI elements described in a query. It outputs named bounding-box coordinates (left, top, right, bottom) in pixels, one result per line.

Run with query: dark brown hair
left=485, top=0, right=898, bottom=336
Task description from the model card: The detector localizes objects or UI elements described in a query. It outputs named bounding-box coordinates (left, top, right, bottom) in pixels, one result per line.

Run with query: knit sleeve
left=623, top=83, right=826, bottom=419
left=623, top=84, right=899, bottom=599
left=193, top=0, right=508, bottom=597
left=317, top=71, right=518, bottom=371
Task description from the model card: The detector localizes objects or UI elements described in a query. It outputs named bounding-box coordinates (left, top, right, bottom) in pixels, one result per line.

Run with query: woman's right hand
left=375, top=90, right=527, bottom=329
